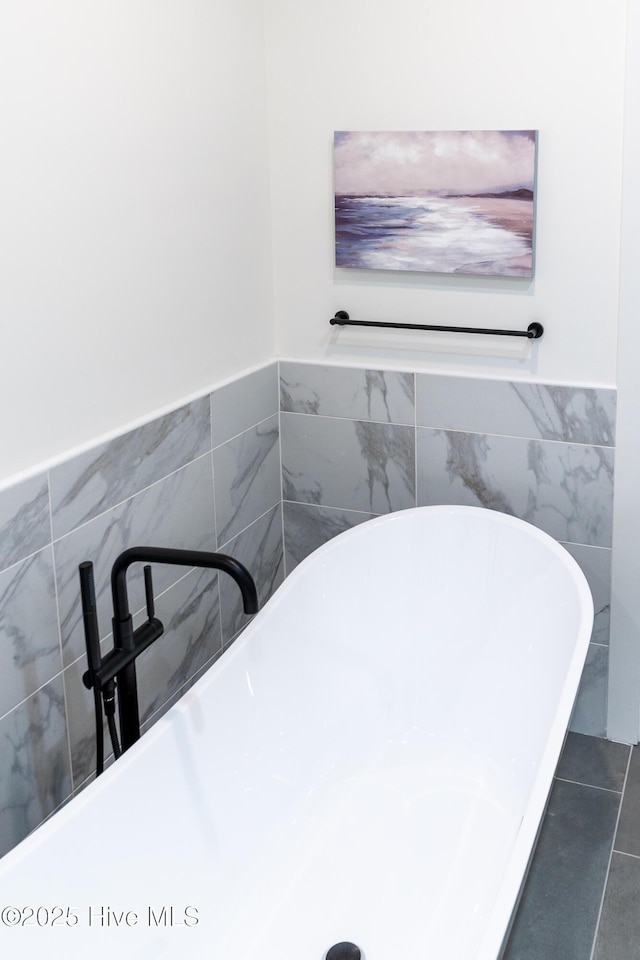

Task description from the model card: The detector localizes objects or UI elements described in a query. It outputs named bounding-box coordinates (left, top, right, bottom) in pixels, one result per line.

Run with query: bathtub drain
left=325, top=942, right=361, bottom=960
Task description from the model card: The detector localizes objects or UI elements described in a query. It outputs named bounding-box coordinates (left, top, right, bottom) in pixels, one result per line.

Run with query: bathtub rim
left=0, top=505, right=594, bottom=960
left=192, top=503, right=595, bottom=960
left=273, top=504, right=595, bottom=960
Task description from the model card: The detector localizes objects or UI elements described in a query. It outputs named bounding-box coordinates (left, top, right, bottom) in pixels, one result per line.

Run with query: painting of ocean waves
left=334, top=131, right=537, bottom=278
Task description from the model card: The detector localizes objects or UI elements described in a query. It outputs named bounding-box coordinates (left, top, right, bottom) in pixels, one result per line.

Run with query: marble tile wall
left=0, top=362, right=283, bottom=859
left=279, top=361, right=616, bottom=740
left=0, top=355, right=617, bottom=861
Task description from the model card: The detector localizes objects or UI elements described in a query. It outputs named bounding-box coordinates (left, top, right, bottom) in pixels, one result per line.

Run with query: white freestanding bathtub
left=0, top=506, right=593, bottom=960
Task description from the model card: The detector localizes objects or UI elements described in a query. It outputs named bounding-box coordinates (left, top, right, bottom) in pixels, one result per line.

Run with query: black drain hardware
left=326, top=943, right=361, bottom=960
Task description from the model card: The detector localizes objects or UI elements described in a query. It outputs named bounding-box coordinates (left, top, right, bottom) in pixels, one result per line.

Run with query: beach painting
left=334, top=130, right=537, bottom=277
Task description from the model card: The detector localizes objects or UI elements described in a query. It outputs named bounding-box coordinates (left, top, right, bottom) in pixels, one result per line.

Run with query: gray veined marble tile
left=511, top=383, right=616, bottom=445
left=416, top=375, right=616, bottom=445
left=49, top=396, right=211, bottom=539
left=569, top=643, right=608, bottom=738
left=283, top=501, right=376, bottom=573
left=417, top=429, right=614, bottom=547
left=281, top=412, right=415, bottom=515
left=0, top=546, right=62, bottom=718
left=136, top=566, right=223, bottom=728
left=219, top=504, right=284, bottom=644
left=213, top=414, right=280, bottom=544
left=561, top=543, right=611, bottom=645
left=211, top=362, right=279, bottom=447
left=0, top=472, right=50, bottom=572
left=0, top=676, right=72, bottom=858
left=63, top=649, right=114, bottom=792
left=54, top=455, right=216, bottom=670
left=280, top=362, right=415, bottom=424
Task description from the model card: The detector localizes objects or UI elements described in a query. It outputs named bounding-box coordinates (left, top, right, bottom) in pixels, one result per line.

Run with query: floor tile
left=613, top=745, right=640, bottom=857
left=555, top=731, right=630, bottom=793
left=593, top=852, right=640, bottom=960
left=503, top=778, right=620, bottom=960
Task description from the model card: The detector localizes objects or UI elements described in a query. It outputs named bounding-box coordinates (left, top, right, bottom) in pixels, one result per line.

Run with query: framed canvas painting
left=334, top=130, right=537, bottom=277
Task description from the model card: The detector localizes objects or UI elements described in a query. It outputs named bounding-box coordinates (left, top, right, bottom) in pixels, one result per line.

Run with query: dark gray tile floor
left=503, top=732, right=640, bottom=960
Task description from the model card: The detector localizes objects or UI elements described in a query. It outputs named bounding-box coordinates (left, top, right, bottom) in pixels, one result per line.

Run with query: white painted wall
left=266, top=0, right=626, bottom=386
left=2, top=0, right=637, bottom=739
left=0, top=0, right=275, bottom=484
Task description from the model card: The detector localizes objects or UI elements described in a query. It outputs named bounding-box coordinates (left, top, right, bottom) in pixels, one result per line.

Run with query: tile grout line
left=281, top=498, right=382, bottom=518
left=588, top=745, right=634, bottom=960
left=553, top=775, right=623, bottom=795
left=46, top=469, right=76, bottom=795
left=279, top=406, right=614, bottom=448
left=277, top=366, right=288, bottom=580
left=50, top=449, right=215, bottom=545
left=612, top=848, right=640, bottom=860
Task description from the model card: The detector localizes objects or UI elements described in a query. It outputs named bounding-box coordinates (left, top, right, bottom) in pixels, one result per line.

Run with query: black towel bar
left=330, top=310, right=543, bottom=340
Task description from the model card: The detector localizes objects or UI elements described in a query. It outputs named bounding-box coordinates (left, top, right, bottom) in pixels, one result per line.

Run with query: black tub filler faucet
left=79, top=547, right=259, bottom=777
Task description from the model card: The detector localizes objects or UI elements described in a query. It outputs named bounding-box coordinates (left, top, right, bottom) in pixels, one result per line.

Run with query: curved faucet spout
left=81, top=546, right=259, bottom=768
left=107, top=546, right=259, bottom=754
left=111, top=546, right=259, bottom=622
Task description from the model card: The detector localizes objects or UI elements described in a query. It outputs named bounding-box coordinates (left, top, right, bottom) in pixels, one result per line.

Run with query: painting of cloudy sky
left=334, top=130, right=537, bottom=277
